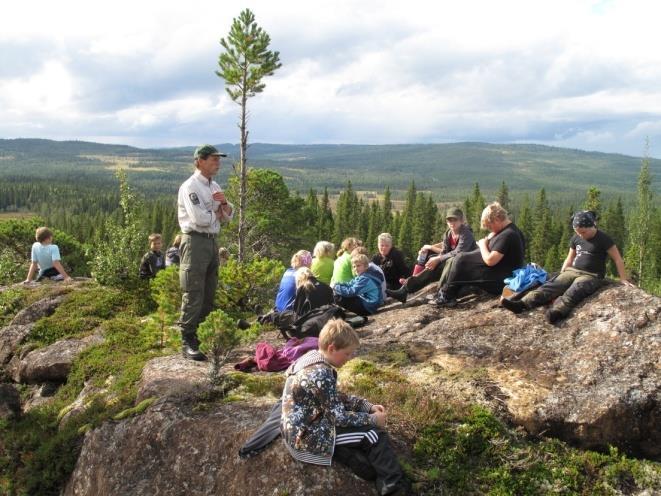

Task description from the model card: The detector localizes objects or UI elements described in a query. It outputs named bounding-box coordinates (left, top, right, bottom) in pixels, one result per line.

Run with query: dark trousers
left=442, top=250, right=506, bottom=299
left=36, top=267, right=60, bottom=281
left=334, top=425, right=404, bottom=496
left=178, top=233, right=219, bottom=343
left=521, top=267, right=602, bottom=316
left=239, top=401, right=282, bottom=458
left=405, top=260, right=446, bottom=293
left=334, top=295, right=370, bottom=316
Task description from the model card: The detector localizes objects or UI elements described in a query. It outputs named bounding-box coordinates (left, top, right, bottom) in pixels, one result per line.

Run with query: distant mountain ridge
left=0, top=138, right=658, bottom=198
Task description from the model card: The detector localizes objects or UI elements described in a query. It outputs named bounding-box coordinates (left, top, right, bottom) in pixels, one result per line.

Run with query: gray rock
left=0, top=323, right=33, bottom=365
left=64, top=399, right=375, bottom=496
left=363, top=284, right=661, bottom=458
left=59, top=378, right=115, bottom=427
left=0, top=383, right=21, bottom=419
left=136, top=355, right=211, bottom=404
left=14, top=333, right=104, bottom=384
left=10, top=294, right=66, bottom=326
left=22, top=382, right=60, bottom=412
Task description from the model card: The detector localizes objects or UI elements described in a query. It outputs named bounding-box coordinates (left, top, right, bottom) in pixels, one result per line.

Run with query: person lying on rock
left=431, top=202, right=525, bottom=307
left=387, top=207, right=477, bottom=304
left=332, top=254, right=384, bottom=316
left=501, top=210, right=634, bottom=324
left=280, top=319, right=408, bottom=496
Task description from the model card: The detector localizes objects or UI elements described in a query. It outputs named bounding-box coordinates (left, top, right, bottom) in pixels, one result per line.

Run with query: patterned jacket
left=280, top=350, right=374, bottom=465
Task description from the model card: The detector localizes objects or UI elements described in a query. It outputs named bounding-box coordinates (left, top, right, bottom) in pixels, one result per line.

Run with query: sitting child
left=139, top=233, right=165, bottom=279
left=293, top=267, right=334, bottom=316
left=333, top=254, right=384, bottom=316
left=275, top=250, right=313, bottom=312
left=165, top=234, right=182, bottom=267
left=330, top=237, right=361, bottom=286
left=501, top=210, right=634, bottom=323
left=280, top=319, right=406, bottom=495
left=311, top=241, right=335, bottom=285
left=24, top=226, right=72, bottom=283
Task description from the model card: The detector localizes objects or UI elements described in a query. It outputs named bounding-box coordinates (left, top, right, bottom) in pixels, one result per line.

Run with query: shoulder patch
left=189, top=192, right=200, bottom=205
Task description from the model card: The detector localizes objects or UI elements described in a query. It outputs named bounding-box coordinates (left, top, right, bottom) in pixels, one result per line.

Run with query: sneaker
left=182, top=343, right=207, bottom=361
left=501, top=298, right=526, bottom=314
left=386, top=287, right=408, bottom=304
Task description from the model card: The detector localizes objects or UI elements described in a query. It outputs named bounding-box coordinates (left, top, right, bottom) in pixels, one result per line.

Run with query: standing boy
left=280, top=319, right=406, bottom=495
left=139, top=233, right=165, bottom=279
left=24, top=227, right=72, bottom=283
left=177, top=144, right=233, bottom=361
left=501, top=210, right=634, bottom=323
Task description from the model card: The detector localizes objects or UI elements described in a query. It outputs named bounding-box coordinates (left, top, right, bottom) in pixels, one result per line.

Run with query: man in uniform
left=177, top=144, right=234, bottom=360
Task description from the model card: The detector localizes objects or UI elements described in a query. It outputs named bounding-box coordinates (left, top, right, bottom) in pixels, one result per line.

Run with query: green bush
left=144, top=266, right=181, bottom=349
left=216, top=256, right=285, bottom=317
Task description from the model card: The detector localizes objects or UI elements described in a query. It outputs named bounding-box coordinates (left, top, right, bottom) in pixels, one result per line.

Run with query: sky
left=2, top=0, right=661, bottom=157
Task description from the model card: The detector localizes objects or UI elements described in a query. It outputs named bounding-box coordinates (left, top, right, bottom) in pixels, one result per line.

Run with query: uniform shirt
left=177, top=170, right=234, bottom=234
left=31, top=242, right=60, bottom=276
left=570, top=230, right=614, bottom=278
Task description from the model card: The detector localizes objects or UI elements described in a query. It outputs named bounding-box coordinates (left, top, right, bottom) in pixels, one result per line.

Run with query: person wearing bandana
left=501, top=210, right=634, bottom=324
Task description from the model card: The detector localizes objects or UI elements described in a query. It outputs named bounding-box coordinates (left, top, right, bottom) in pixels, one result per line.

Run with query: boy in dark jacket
left=281, top=319, right=406, bottom=495
left=139, top=233, right=165, bottom=279
left=501, top=210, right=633, bottom=323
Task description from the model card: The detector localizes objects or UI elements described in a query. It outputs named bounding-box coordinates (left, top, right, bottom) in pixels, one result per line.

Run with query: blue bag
left=504, top=263, right=547, bottom=293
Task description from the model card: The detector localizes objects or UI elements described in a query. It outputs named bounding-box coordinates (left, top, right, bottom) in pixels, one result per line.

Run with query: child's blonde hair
left=313, top=241, right=335, bottom=259
left=350, top=253, right=369, bottom=268
left=218, top=247, right=230, bottom=261
left=351, top=246, right=369, bottom=256
left=172, top=234, right=183, bottom=248
left=337, top=237, right=362, bottom=257
left=318, top=318, right=359, bottom=351
left=291, top=250, right=312, bottom=269
left=35, top=227, right=53, bottom=243
left=295, top=267, right=315, bottom=292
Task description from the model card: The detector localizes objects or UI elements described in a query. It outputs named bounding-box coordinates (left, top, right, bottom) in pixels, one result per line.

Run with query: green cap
left=194, top=144, right=227, bottom=159
left=446, top=207, right=463, bottom=220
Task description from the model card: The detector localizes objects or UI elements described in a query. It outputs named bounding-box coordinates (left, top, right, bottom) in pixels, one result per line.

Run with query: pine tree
left=397, top=182, right=417, bottom=261
left=382, top=186, right=393, bottom=234
left=626, top=148, right=654, bottom=284
left=469, top=183, right=486, bottom=238
left=318, top=188, right=334, bottom=242
left=216, top=8, right=282, bottom=261
left=601, top=198, right=626, bottom=276
left=496, top=181, right=510, bottom=212
left=517, top=195, right=533, bottom=260
left=584, top=186, right=602, bottom=219
left=530, top=188, right=552, bottom=265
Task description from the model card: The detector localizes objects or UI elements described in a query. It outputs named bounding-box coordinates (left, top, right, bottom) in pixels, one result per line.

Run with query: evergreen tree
left=530, top=188, right=552, bottom=265
left=601, top=198, right=626, bottom=276
left=366, top=200, right=382, bottom=254
left=517, top=195, right=533, bottom=260
left=318, top=187, right=334, bottom=241
left=216, top=8, right=282, bottom=261
left=496, top=181, right=510, bottom=212
left=584, top=186, right=602, bottom=219
left=397, top=182, right=417, bottom=261
left=626, top=149, right=654, bottom=284
left=382, top=186, right=393, bottom=234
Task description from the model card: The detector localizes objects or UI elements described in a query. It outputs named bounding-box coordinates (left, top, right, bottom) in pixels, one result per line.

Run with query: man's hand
left=212, top=191, right=226, bottom=203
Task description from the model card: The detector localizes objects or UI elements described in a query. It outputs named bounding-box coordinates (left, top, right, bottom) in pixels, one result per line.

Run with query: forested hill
left=1, top=138, right=658, bottom=199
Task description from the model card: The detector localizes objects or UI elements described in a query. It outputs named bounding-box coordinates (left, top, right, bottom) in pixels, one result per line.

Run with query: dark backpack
left=282, top=304, right=346, bottom=339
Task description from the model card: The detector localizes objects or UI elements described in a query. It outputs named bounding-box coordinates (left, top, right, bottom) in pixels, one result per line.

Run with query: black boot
left=386, top=286, right=408, bottom=304
left=501, top=297, right=526, bottom=314
left=182, top=335, right=207, bottom=361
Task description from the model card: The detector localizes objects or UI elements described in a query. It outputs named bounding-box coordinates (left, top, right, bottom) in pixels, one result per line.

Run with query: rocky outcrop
left=13, top=333, right=104, bottom=384
left=0, top=383, right=20, bottom=419
left=136, top=355, right=211, bottom=404
left=362, top=284, right=660, bottom=458
left=64, top=398, right=375, bottom=496
left=10, top=295, right=66, bottom=326
left=0, top=324, right=33, bottom=366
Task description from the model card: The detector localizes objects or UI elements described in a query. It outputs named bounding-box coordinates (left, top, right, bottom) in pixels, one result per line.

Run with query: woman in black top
left=371, top=232, right=410, bottom=290
left=433, top=202, right=525, bottom=306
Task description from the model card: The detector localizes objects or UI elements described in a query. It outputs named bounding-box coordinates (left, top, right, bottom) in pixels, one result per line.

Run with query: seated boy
left=139, top=233, right=165, bottom=279
left=501, top=210, right=634, bottom=323
left=332, top=254, right=384, bottom=316
left=24, top=226, right=72, bottom=283
left=280, top=319, right=406, bottom=495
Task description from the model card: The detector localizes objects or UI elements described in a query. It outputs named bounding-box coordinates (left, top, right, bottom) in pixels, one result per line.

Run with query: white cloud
left=1, top=0, right=661, bottom=156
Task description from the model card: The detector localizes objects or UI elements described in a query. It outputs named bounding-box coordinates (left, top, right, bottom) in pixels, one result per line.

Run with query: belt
left=186, top=231, right=217, bottom=239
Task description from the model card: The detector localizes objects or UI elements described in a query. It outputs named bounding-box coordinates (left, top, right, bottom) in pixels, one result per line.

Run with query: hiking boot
left=236, top=318, right=251, bottom=330
left=545, top=308, right=564, bottom=325
left=501, top=298, right=526, bottom=314
left=457, top=284, right=479, bottom=298
left=386, top=286, right=408, bottom=304
left=182, top=343, right=207, bottom=361
left=429, top=290, right=457, bottom=308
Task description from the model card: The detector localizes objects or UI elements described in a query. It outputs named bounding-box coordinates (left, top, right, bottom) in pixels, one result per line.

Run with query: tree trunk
left=238, top=75, right=248, bottom=262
